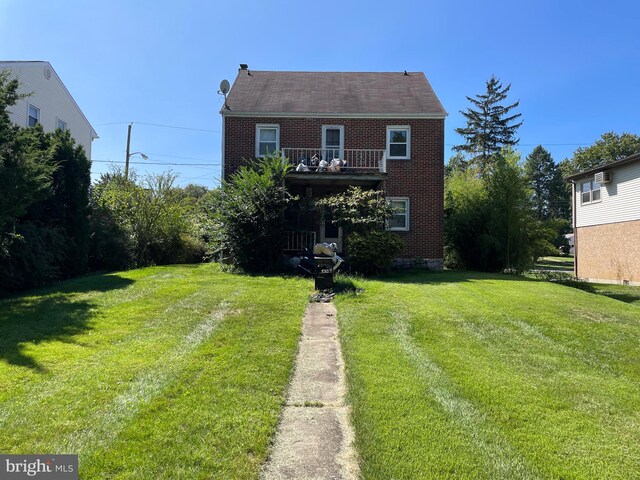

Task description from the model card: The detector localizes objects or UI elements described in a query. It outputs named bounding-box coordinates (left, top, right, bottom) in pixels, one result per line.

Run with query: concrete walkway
left=262, top=302, right=360, bottom=480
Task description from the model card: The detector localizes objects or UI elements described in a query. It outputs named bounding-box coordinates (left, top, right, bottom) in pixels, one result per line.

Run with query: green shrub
left=526, top=270, right=593, bottom=292
left=347, top=231, right=404, bottom=275
left=216, top=154, right=294, bottom=273
left=0, top=223, right=65, bottom=293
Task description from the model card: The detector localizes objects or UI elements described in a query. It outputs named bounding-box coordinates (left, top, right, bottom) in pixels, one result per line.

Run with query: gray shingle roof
left=222, top=70, right=446, bottom=117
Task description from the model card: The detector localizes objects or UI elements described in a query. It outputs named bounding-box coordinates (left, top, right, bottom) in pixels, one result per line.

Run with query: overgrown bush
left=91, top=169, right=201, bottom=268
left=214, top=154, right=294, bottom=273
left=526, top=270, right=593, bottom=292
left=316, top=187, right=403, bottom=275
left=315, top=186, right=393, bottom=234
left=0, top=223, right=66, bottom=293
left=445, top=149, right=556, bottom=272
left=345, top=231, right=404, bottom=275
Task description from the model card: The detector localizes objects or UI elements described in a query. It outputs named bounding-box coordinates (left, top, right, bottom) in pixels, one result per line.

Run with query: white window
left=255, top=124, right=280, bottom=157
left=580, top=180, right=601, bottom=204
left=28, top=104, right=40, bottom=127
left=388, top=197, right=410, bottom=231
left=322, top=125, right=344, bottom=160
left=387, top=126, right=410, bottom=159
left=56, top=118, right=68, bottom=131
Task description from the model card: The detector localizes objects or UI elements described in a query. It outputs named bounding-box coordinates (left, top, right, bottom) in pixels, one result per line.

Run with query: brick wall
left=223, top=116, right=444, bottom=261
left=575, top=219, right=640, bottom=284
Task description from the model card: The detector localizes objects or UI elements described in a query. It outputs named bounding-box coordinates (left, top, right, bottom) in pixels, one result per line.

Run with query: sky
left=1, top=0, right=639, bottom=188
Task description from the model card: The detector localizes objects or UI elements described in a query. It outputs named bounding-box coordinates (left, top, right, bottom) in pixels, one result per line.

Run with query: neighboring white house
left=566, top=152, right=640, bottom=285
left=0, top=61, right=98, bottom=157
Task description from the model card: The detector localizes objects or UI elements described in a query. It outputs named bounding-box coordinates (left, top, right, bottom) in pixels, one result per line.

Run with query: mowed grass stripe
left=81, top=277, right=310, bottom=479
left=0, top=264, right=310, bottom=479
left=337, top=272, right=640, bottom=479
left=390, top=309, right=537, bottom=479
left=54, top=298, right=234, bottom=456
left=0, top=280, right=234, bottom=440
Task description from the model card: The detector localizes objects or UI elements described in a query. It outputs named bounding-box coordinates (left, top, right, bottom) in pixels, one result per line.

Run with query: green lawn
left=0, top=264, right=310, bottom=479
left=533, top=255, right=574, bottom=272
left=336, top=271, right=640, bottom=479
left=591, top=282, right=640, bottom=306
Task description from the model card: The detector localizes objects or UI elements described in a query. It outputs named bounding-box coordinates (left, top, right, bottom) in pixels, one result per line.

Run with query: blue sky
left=1, top=0, right=638, bottom=188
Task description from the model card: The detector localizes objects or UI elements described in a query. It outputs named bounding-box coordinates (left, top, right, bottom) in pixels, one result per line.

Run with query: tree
left=215, top=154, right=294, bottom=273
left=315, top=187, right=402, bottom=275
left=565, top=131, right=640, bottom=175
left=445, top=148, right=554, bottom=271
left=315, top=186, right=392, bottom=234
left=23, top=129, right=92, bottom=276
left=92, top=168, right=196, bottom=267
left=0, top=72, right=55, bottom=246
left=454, top=76, right=523, bottom=175
left=444, top=153, right=468, bottom=178
left=524, top=145, right=569, bottom=221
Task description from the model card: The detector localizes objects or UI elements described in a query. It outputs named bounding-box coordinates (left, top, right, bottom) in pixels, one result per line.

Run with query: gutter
left=569, top=180, right=578, bottom=278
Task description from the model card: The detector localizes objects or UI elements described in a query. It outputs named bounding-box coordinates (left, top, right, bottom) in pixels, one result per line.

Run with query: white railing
left=284, top=231, right=316, bottom=252
left=281, top=148, right=386, bottom=173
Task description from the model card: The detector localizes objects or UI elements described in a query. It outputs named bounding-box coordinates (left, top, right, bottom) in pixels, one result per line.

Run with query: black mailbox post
left=314, top=257, right=334, bottom=290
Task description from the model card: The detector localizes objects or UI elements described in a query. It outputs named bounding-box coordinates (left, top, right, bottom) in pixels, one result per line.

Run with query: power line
left=92, top=159, right=220, bottom=166
left=444, top=143, right=589, bottom=147
left=94, top=121, right=220, bottom=133
left=147, top=152, right=217, bottom=162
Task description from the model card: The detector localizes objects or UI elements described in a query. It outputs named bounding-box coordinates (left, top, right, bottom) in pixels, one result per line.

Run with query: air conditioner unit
left=594, top=171, right=612, bottom=184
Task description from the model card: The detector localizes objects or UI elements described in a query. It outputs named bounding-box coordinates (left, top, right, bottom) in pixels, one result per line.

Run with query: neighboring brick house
left=221, top=66, right=446, bottom=268
left=566, top=152, right=640, bottom=285
left=0, top=61, right=98, bottom=158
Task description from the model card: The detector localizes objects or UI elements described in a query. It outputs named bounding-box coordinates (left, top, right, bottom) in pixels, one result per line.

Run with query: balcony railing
left=281, top=148, right=386, bottom=174
left=284, top=230, right=316, bottom=252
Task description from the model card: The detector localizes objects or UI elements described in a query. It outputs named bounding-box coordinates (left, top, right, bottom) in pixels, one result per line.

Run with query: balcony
left=281, top=148, right=387, bottom=186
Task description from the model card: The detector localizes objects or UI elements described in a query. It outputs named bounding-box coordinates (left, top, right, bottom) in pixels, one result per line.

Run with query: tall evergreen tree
left=524, top=145, right=568, bottom=220
left=0, top=72, right=55, bottom=241
left=454, top=76, right=523, bottom=174
left=24, top=130, right=92, bottom=277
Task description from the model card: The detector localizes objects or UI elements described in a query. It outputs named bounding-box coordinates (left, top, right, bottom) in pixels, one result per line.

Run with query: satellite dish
left=219, top=79, right=230, bottom=95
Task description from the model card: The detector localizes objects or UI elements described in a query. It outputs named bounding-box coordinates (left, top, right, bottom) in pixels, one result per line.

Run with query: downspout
left=221, top=114, right=226, bottom=183
left=570, top=180, right=578, bottom=278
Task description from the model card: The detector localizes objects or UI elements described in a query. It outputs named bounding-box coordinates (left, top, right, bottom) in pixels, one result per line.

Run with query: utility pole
left=125, top=122, right=132, bottom=180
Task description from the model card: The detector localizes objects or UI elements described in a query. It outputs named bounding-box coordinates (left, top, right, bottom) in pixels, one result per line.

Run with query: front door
left=320, top=218, right=343, bottom=252
left=322, top=125, right=344, bottom=161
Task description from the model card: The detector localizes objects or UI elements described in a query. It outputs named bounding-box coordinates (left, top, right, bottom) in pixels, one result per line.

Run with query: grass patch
left=336, top=270, right=640, bottom=479
left=533, top=255, right=574, bottom=272
left=0, top=264, right=310, bottom=479
left=590, top=282, right=640, bottom=306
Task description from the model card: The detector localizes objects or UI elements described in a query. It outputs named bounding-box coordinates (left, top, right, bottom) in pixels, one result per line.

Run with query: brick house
left=566, top=152, right=640, bottom=285
left=221, top=66, right=447, bottom=268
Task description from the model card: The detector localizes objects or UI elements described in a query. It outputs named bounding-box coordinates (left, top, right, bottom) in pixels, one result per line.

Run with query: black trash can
left=314, top=257, right=334, bottom=290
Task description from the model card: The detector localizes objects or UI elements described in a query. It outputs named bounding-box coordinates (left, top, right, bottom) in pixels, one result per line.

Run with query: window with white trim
left=322, top=125, right=344, bottom=160
left=255, top=124, right=280, bottom=157
left=386, top=126, right=410, bottom=159
left=388, top=197, right=410, bottom=231
left=56, top=118, right=68, bottom=131
left=580, top=180, right=601, bottom=204
left=28, top=104, right=40, bottom=127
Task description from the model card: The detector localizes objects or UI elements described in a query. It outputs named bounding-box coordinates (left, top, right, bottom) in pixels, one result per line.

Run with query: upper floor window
left=28, top=104, right=40, bottom=127
left=256, top=124, right=280, bottom=157
left=387, top=126, right=411, bottom=159
left=57, top=118, right=68, bottom=131
left=581, top=180, right=601, bottom=204
left=388, top=197, right=410, bottom=231
left=322, top=125, right=344, bottom=160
